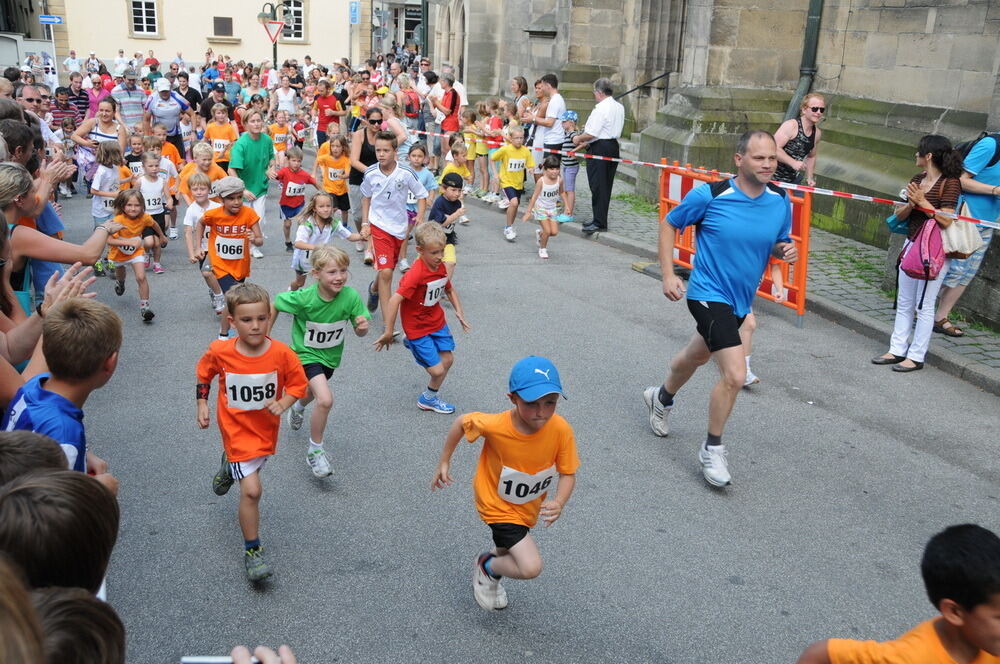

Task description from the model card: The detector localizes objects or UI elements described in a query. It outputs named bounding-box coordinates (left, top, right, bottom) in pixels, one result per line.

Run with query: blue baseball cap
left=560, top=110, right=578, bottom=122
left=508, top=356, right=566, bottom=401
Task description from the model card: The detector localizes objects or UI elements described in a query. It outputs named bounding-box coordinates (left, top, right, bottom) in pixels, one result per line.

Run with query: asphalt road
left=54, top=174, right=999, bottom=663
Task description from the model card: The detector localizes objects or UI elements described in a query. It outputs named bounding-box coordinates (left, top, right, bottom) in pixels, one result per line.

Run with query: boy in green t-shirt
left=269, top=245, right=370, bottom=477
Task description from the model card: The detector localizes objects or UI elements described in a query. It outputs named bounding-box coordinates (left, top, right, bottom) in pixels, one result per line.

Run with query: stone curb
left=627, top=260, right=1000, bottom=397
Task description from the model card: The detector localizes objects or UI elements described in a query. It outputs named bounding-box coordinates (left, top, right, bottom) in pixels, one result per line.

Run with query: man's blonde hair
left=414, top=222, right=446, bottom=248
left=310, top=245, right=350, bottom=270
left=41, top=299, right=122, bottom=381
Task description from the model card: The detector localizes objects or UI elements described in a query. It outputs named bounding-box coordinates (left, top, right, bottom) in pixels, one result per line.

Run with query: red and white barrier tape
left=405, top=127, right=1000, bottom=230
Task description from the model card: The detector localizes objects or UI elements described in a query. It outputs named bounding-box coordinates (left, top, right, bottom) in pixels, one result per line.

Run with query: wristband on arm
left=196, top=383, right=210, bottom=400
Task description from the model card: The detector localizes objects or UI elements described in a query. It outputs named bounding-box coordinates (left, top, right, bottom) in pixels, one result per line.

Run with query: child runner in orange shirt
left=196, top=282, right=308, bottom=582
left=204, top=104, right=238, bottom=171
left=314, top=135, right=352, bottom=229
left=106, top=189, right=168, bottom=322
left=178, top=142, right=227, bottom=204
left=432, top=355, right=580, bottom=612
left=269, top=110, right=296, bottom=169
left=194, top=176, right=264, bottom=340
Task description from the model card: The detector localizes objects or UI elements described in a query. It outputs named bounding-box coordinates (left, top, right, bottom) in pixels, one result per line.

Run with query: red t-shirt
left=486, top=116, right=504, bottom=149
left=314, top=94, right=342, bottom=132
left=440, top=89, right=459, bottom=132
left=397, top=257, right=452, bottom=339
left=276, top=167, right=316, bottom=208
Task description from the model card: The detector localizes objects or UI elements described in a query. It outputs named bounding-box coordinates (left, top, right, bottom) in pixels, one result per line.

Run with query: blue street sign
left=349, top=1, right=360, bottom=25
left=38, top=15, right=64, bottom=24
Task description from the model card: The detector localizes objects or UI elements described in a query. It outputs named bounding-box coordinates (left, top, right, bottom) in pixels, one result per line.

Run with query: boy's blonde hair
left=187, top=172, right=211, bottom=191
left=211, top=103, right=229, bottom=118
left=191, top=142, right=213, bottom=160
left=42, top=299, right=122, bottom=381
left=141, top=135, right=163, bottom=151
left=310, top=245, right=350, bottom=270
left=225, top=282, right=270, bottom=315
left=414, top=222, right=446, bottom=248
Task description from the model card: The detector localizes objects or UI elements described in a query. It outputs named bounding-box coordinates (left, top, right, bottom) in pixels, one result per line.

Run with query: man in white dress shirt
left=573, top=78, right=625, bottom=233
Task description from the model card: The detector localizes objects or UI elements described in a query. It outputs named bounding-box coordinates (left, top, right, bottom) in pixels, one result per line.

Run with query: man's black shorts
left=488, top=522, right=529, bottom=550
left=687, top=299, right=746, bottom=352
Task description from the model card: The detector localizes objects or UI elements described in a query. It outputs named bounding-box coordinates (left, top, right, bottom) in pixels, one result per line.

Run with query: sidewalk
left=472, top=176, right=1000, bottom=395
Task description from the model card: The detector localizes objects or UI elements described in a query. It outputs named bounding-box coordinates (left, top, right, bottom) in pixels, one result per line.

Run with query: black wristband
left=35, top=302, right=44, bottom=318
left=196, top=383, right=210, bottom=400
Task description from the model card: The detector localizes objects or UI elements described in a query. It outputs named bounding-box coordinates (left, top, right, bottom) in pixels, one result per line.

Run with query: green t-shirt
left=273, top=284, right=370, bottom=368
left=229, top=132, right=274, bottom=197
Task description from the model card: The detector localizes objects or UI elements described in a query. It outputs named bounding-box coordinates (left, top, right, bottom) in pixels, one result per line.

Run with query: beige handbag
left=942, top=201, right=985, bottom=259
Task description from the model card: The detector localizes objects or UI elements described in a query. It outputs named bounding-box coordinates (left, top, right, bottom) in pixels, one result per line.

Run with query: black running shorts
left=687, top=299, right=746, bottom=353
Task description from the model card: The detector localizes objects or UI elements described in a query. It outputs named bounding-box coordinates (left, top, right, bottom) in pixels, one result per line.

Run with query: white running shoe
left=497, top=199, right=510, bottom=210
left=743, top=369, right=760, bottom=387
left=535, top=228, right=541, bottom=247
left=473, top=553, right=503, bottom=611
left=459, top=215, right=470, bottom=225
left=251, top=247, right=264, bottom=259
left=642, top=386, right=672, bottom=437
left=538, top=247, right=549, bottom=259
left=355, top=241, right=365, bottom=252
left=699, top=444, right=732, bottom=487
left=398, top=258, right=411, bottom=272
left=287, top=406, right=304, bottom=430
left=306, top=448, right=333, bottom=478
left=168, top=227, right=178, bottom=239
left=212, top=294, right=226, bottom=314
left=503, top=226, right=516, bottom=242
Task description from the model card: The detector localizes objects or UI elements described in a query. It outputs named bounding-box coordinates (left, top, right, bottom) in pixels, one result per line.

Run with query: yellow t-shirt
left=828, top=619, right=1000, bottom=664
left=204, top=123, right=238, bottom=162
left=463, top=411, right=580, bottom=528
left=316, top=154, right=350, bottom=196
left=491, top=144, right=534, bottom=190
left=440, top=162, right=471, bottom=185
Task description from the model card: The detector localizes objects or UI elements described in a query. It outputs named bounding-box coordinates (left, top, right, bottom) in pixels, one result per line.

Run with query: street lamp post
left=257, top=2, right=291, bottom=68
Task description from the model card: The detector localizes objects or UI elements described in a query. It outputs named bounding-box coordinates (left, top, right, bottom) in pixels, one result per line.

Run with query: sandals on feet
left=933, top=319, right=965, bottom=337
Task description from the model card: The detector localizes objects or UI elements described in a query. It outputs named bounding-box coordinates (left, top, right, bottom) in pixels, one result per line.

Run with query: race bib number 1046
left=497, top=464, right=557, bottom=505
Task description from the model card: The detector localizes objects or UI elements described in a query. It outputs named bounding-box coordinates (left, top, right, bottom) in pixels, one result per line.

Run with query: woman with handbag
left=872, top=135, right=962, bottom=372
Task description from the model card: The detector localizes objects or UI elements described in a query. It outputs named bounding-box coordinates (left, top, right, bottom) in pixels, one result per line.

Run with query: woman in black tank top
left=348, top=107, right=383, bottom=251
left=775, top=93, right=825, bottom=185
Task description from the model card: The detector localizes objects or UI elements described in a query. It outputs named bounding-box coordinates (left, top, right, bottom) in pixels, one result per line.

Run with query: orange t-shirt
left=204, top=122, right=238, bottom=162
left=268, top=123, right=292, bottom=152
left=316, top=154, right=350, bottom=196
left=203, top=205, right=260, bottom=280
left=119, top=165, right=133, bottom=190
left=178, top=161, right=227, bottom=201
left=107, top=212, right=156, bottom=263
left=828, top=619, right=1000, bottom=664
left=160, top=141, right=182, bottom=169
left=196, top=338, right=308, bottom=462
left=463, top=411, right=580, bottom=528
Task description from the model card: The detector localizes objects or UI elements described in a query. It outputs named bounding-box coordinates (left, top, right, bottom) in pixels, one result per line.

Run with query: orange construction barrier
left=657, top=160, right=812, bottom=326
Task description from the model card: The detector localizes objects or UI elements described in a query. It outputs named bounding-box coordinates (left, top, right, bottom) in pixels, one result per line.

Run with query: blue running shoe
left=367, top=281, right=379, bottom=312
left=556, top=214, right=574, bottom=223
left=417, top=393, right=456, bottom=414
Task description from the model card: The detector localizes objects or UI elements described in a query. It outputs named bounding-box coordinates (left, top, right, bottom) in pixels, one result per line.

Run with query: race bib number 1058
left=225, top=371, right=278, bottom=411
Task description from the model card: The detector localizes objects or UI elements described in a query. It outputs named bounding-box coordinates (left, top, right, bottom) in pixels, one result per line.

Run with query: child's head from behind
left=311, top=245, right=350, bottom=296
left=922, top=524, right=1000, bottom=654
left=0, top=432, right=66, bottom=487
left=0, top=470, right=120, bottom=593
left=43, top=299, right=122, bottom=385
left=507, top=356, right=564, bottom=433
left=0, top=555, right=43, bottom=664
left=95, top=141, right=123, bottom=168
left=414, top=222, right=446, bottom=269
left=31, top=587, right=126, bottom=664
left=113, top=189, right=145, bottom=218
left=226, top=283, right=271, bottom=348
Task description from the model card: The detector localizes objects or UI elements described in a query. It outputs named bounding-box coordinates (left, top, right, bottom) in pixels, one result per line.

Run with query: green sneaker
left=244, top=547, right=272, bottom=582
left=92, top=259, right=106, bottom=277
left=212, top=452, right=234, bottom=496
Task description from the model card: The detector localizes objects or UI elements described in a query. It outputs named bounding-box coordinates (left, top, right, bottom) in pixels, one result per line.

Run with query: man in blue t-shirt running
left=642, top=130, right=797, bottom=488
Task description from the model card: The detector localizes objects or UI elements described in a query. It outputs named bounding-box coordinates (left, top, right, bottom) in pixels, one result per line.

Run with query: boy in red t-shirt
left=196, top=283, right=308, bottom=582
left=374, top=223, right=470, bottom=414
left=194, top=177, right=265, bottom=339
left=273, top=146, right=317, bottom=252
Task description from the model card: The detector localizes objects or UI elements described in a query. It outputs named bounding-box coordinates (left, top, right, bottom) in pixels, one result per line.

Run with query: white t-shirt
left=63, top=57, right=81, bottom=72
left=183, top=199, right=221, bottom=251
left=543, top=92, right=566, bottom=145
left=359, top=163, right=429, bottom=239
left=139, top=176, right=167, bottom=214
left=291, top=217, right=353, bottom=272
left=91, top=165, right=120, bottom=218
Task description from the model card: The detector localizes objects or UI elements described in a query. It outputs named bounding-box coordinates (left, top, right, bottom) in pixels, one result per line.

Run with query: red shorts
left=371, top=225, right=403, bottom=271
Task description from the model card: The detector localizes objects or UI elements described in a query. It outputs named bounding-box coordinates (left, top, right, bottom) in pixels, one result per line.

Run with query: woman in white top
left=271, top=75, right=298, bottom=117
left=71, top=97, right=127, bottom=186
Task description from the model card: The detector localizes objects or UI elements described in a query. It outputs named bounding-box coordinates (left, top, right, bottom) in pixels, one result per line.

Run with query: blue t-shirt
left=407, top=167, right=438, bottom=212
left=961, top=136, right=1000, bottom=224
left=429, top=195, right=461, bottom=245
left=2, top=373, right=86, bottom=472
left=667, top=179, right=792, bottom=316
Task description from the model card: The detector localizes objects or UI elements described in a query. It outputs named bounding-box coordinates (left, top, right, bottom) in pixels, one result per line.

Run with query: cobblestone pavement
left=568, top=177, right=1000, bottom=374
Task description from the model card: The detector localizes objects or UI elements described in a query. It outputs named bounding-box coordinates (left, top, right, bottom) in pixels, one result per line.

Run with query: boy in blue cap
left=431, top=356, right=580, bottom=611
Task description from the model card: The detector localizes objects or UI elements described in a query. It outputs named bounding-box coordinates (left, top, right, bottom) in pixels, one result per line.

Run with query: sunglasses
left=810, top=106, right=826, bottom=113
left=22, top=97, right=40, bottom=103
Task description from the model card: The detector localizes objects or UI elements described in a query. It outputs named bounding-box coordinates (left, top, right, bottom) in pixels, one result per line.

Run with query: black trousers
left=586, top=138, right=619, bottom=229
left=166, top=133, right=185, bottom=158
